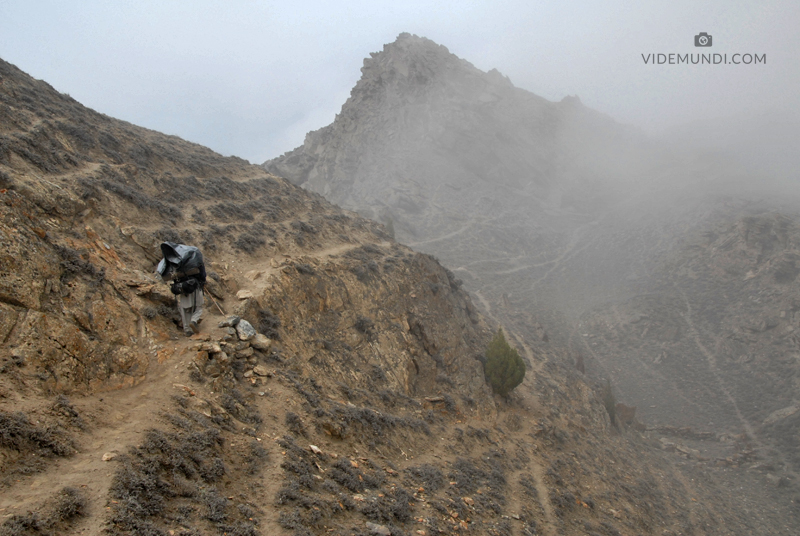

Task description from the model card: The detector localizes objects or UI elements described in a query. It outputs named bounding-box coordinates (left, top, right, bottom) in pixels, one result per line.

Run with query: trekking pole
left=206, top=291, right=226, bottom=316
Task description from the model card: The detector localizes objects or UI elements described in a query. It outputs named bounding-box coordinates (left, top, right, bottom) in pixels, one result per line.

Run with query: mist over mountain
left=266, top=33, right=800, bottom=529
left=265, top=33, right=787, bottom=318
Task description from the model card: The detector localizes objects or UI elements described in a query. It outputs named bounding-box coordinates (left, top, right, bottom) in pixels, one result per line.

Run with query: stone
left=366, top=522, right=391, bottom=536
left=199, top=342, right=222, bottom=354
left=237, top=289, right=254, bottom=300
left=235, top=347, right=254, bottom=359
left=243, top=370, right=254, bottom=378
left=218, top=315, right=241, bottom=328
left=236, top=319, right=256, bottom=341
left=251, top=333, right=272, bottom=351
left=253, top=365, right=270, bottom=377
left=193, top=351, right=210, bottom=371
left=102, top=452, right=117, bottom=461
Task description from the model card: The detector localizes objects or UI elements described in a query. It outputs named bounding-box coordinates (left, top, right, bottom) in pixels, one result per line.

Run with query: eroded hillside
left=1, top=57, right=797, bottom=536
left=578, top=209, right=800, bottom=474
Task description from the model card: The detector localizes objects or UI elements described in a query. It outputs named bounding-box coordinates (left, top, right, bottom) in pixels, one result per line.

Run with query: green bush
left=484, top=329, right=525, bottom=397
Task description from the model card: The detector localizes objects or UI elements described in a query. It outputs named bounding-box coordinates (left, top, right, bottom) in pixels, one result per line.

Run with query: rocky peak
left=355, top=33, right=508, bottom=98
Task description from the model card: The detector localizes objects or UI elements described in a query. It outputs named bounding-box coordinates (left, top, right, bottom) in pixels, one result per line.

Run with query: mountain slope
left=262, top=33, right=800, bottom=533
left=1, top=56, right=798, bottom=536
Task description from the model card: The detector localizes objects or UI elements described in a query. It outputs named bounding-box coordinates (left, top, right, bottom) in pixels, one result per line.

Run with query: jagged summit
left=354, top=33, right=512, bottom=99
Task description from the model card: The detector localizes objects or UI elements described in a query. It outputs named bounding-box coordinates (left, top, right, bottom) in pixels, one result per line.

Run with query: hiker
left=155, top=242, right=206, bottom=336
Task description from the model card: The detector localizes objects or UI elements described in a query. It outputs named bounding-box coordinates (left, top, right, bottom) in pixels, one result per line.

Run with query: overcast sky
left=1, top=1, right=798, bottom=163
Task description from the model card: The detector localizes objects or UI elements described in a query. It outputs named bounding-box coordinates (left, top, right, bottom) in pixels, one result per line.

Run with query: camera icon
left=694, top=32, right=712, bottom=47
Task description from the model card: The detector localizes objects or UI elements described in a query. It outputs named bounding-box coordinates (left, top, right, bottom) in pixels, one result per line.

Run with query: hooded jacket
left=156, top=242, right=206, bottom=283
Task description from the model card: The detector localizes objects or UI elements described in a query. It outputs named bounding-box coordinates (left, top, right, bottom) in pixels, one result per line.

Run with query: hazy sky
left=1, top=1, right=798, bottom=163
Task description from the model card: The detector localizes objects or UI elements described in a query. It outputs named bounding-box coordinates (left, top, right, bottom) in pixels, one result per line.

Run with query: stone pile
left=191, top=315, right=274, bottom=388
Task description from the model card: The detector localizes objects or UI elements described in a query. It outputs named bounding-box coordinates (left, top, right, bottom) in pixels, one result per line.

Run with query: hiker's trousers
left=178, top=287, right=204, bottom=329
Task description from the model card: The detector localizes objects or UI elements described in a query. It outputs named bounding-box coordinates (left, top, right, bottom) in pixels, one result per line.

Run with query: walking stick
left=206, top=290, right=226, bottom=316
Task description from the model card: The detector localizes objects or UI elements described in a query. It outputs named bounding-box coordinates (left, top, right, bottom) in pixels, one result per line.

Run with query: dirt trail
left=572, top=311, right=707, bottom=415
left=405, top=219, right=478, bottom=247
left=0, top=238, right=373, bottom=533
left=470, top=291, right=557, bottom=535
left=677, top=289, right=757, bottom=439
left=0, top=338, right=197, bottom=534
left=525, top=456, right=558, bottom=536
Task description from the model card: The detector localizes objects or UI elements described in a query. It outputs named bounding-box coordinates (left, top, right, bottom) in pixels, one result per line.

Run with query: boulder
left=236, top=319, right=256, bottom=340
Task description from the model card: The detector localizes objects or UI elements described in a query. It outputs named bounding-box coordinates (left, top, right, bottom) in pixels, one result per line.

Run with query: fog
left=1, top=1, right=799, bottom=164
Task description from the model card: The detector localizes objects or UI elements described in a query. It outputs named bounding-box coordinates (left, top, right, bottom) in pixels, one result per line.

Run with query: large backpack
left=156, top=242, right=205, bottom=294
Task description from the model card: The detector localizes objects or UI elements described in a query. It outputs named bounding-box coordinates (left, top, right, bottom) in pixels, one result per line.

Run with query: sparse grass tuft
left=0, top=410, right=74, bottom=457
left=0, top=486, right=87, bottom=536
left=257, top=308, right=281, bottom=340
left=405, top=464, right=445, bottom=492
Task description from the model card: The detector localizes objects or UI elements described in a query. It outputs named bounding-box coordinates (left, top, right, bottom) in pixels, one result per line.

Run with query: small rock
left=366, top=522, right=391, bottom=535
left=102, top=452, right=117, bottom=461
left=765, top=473, right=791, bottom=487
left=236, top=320, right=256, bottom=341
left=251, top=333, right=272, bottom=350
left=253, top=365, right=270, bottom=377
left=243, top=370, right=254, bottom=378
left=463, top=497, right=474, bottom=506
left=309, top=444, right=322, bottom=454
left=199, top=342, right=222, bottom=354
left=237, top=289, right=254, bottom=300
left=235, top=347, right=254, bottom=359
left=218, top=315, right=241, bottom=328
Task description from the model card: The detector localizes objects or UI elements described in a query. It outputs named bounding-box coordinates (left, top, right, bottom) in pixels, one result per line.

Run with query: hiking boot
left=184, top=328, right=194, bottom=337
left=189, top=321, right=200, bottom=334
